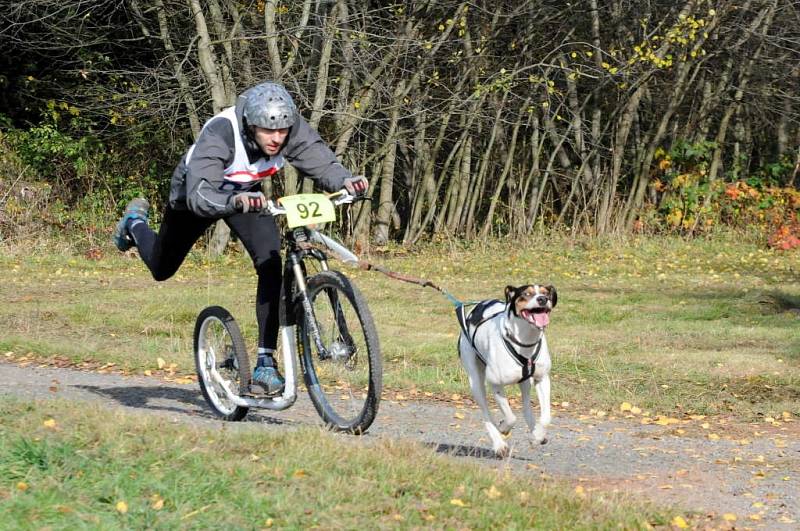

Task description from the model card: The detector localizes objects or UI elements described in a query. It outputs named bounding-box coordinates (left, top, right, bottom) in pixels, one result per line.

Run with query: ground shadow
left=75, top=384, right=288, bottom=425
left=426, top=441, right=499, bottom=459
left=426, top=441, right=542, bottom=464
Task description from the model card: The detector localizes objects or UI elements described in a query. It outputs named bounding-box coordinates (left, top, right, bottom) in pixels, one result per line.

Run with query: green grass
left=0, top=397, right=666, bottom=529
left=1, top=232, right=798, bottom=419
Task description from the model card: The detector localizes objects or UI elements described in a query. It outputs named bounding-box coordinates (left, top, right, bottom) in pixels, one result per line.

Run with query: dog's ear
left=505, top=285, right=516, bottom=304
left=547, top=285, right=557, bottom=308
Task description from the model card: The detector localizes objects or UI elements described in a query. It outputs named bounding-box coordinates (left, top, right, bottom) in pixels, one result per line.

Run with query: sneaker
left=113, top=198, right=150, bottom=252
left=252, top=365, right=285, bottom=395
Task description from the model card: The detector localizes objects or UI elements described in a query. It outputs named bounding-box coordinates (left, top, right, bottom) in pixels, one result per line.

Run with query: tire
left=193, top=306, right=250, bottom=421
left=297, top=271, right=382, bottom=434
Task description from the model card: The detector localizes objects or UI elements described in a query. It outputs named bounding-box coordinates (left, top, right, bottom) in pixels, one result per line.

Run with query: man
left=113, top=82, right=368, bottom=395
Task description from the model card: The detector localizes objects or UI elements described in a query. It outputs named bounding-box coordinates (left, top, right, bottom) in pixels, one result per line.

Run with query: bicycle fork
left=290, top=254, right=329, bottom=358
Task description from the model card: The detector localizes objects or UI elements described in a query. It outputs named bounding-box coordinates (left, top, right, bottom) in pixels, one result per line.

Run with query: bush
left=1, top=114, right=176, bottom=251
left=642, top=141, right=800, bottom=248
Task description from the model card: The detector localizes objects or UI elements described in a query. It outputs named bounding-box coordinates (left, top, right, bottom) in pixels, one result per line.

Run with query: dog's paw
left=493, top=441, right=510, bottom=458
left=532, top=426, right=547, bottom=445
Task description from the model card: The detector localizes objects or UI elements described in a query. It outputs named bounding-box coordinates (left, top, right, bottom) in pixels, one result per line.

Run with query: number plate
left=278, top=194, right=336, bottom=228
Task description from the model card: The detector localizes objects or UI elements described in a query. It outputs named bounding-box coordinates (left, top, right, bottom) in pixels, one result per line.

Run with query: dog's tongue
left=533, top=311, right=550, bottom=328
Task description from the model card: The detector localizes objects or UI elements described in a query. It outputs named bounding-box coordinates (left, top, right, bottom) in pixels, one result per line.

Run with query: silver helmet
left=242, top=82, right=297, bottom=129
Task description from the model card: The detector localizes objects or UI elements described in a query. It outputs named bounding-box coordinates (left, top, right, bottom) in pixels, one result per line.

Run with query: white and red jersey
left=186, top=106, right=285, bottom=185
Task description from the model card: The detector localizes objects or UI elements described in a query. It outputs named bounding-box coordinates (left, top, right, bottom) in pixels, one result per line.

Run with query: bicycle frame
left=202, top=225, right=358, bottom=411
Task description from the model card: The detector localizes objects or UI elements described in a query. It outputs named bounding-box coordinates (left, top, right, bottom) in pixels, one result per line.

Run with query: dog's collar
left=503, top=329, right=542, bottom=349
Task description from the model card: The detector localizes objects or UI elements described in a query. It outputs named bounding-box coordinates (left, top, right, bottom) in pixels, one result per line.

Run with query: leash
left=354, top=259, right=472, bottom=308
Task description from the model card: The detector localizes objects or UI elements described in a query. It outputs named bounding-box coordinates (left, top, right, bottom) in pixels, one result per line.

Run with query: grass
left=1, top=231, right=799, bottom=420
left=0, top=397, right=666, bottom=529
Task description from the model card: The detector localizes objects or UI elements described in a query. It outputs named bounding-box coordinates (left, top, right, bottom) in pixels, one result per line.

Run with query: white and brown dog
left=457, top=284, right=556, bottom=457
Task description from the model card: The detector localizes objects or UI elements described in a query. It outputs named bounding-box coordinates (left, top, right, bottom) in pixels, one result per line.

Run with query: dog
left=457, top=284, right=557, bottom=457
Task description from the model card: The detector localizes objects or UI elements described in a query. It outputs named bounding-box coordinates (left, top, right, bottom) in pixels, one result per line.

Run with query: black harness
left=455, top=300, right=542, bottom=383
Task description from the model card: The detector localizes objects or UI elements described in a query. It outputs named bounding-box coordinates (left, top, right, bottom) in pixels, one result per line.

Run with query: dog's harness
left=455, top=300, right=542, bottom=383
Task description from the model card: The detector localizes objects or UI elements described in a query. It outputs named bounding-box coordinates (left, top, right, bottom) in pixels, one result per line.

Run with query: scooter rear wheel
left=194, top=306, right=250, bottom=421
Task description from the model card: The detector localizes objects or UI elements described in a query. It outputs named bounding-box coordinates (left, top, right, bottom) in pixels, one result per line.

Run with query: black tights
left=129, top=205, right=282, bottom=350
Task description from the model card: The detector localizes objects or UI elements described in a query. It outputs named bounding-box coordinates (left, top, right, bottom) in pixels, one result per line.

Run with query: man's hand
left=233, top=192, right=267, bottom=213
left=343, top=175, right=369, bottom=197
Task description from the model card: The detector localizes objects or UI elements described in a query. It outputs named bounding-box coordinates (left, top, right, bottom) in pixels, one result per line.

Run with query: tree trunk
left=448, top=136, right=472, bottom=234
left=373, top=85, right=405, bottom=245
left=479, top=98, right=529, bottom=237
left=188, top=0, right=227, bottom=111
left=147, top=0, right=201, bottom=136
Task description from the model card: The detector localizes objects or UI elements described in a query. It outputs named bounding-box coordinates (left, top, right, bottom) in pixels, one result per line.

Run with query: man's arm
left=184, top=119, right=239, bottom=218
left=282, top=114, right=353, bottom=192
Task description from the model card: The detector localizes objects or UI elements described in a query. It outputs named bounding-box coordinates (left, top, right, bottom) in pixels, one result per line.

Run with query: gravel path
left=2, top=360, right=798, bottom=528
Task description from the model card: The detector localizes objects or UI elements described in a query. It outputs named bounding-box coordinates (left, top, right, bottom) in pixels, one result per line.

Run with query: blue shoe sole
left=113, top=215, right=136, bottom=251
left=113, top=200, right=149, bottom=252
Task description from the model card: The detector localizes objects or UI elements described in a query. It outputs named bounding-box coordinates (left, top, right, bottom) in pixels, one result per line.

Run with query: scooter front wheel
left=194, top=306, right=250, bottom=421
left=297, top=271, right=382, bottom=434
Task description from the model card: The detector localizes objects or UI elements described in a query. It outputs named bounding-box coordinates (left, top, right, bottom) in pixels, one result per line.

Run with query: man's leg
left=123, top=203, right=213, bottom=281
left=227, top=211, right=283, bottom=394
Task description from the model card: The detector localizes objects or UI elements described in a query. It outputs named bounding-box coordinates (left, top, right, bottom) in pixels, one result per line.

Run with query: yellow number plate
left=278, top=194, right=336, bottom=228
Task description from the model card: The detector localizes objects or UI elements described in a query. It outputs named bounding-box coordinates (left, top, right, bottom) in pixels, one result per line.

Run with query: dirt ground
left=1, top=360, right=798, bottom=529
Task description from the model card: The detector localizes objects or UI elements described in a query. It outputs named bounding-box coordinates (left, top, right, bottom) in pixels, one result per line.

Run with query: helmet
left=242, top=82, right=297, bottom=129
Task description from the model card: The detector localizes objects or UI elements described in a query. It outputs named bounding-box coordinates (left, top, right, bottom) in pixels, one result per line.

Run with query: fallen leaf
left=43, top=418, right=57, bottom=429
left=450, top=498, right=468, bottom=507
left=654, top=416, right=680, bottom=426
left=156, top=357, right=166, bottom=369
left=454, top=412, right=465, bottom=420
left=151, top=495, right=164, bottom=510
left=574, top=485, right=585, bottom=495
left=722, top=513, right=736, bottom=521
left=293, top=469, right=307, bottom=478
left=116, top=501, right=128, bottom=514
left=620, top=402, right=632, bottom=412
left=16, top=482, right=28, bottom=491
left=484, top=485, right=501, bottom=499
left=671, top=515, right=689, bottom=528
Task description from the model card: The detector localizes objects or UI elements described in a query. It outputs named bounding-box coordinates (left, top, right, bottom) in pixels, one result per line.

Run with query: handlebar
left=262, top=189, right=356, bottom=217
